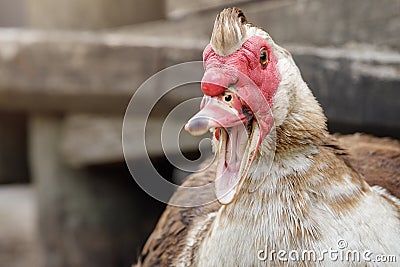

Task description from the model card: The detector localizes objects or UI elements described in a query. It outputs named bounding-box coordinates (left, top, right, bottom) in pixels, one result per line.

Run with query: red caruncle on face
left=201, top=35, right=281, bottom=107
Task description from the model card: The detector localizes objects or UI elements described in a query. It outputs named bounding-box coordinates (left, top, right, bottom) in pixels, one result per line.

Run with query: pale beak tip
left=184, top=122, right=190, bottom=132
left=184, top=118, right=209, bottom=136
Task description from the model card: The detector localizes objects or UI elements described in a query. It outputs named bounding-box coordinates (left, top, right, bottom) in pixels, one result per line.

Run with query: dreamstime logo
left=257, top=239, right=398, bottom=263
left=122, top=61, right=275, bottom=207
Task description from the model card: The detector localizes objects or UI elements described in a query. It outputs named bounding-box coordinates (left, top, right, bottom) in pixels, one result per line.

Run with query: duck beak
left=185, top=94, right=260, bottom=205
left=184, top=96, right=245, bottom=136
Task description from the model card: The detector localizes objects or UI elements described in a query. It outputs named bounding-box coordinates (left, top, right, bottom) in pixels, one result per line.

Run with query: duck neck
left=212, top=93, right=330, bottom=249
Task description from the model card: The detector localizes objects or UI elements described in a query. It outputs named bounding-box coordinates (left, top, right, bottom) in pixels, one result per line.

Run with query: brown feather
left=136, top=165, right=221, bottom=267
left=336, top=133, right=400, bottom=198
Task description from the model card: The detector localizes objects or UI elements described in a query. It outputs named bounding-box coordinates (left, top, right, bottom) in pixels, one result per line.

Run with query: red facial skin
left=200, top=35, right=281, bottom=144
left=201, top=36, right=281, bottom=107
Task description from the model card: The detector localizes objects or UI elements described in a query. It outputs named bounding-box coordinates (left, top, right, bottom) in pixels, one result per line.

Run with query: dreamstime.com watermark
left=257, top=239, right=398, bottom=263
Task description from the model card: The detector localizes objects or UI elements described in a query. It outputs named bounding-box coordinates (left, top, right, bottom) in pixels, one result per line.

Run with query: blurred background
left=0, top=0, right=398, bottom=266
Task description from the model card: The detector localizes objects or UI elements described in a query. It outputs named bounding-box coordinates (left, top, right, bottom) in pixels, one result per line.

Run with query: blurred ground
left=0, top=185, right=41, bottom=267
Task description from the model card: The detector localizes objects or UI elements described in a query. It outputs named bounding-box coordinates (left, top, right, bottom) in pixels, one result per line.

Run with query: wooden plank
left=61, top=113, right=205, bottom=167
left=27, top=0, right=164, bottom=30
left=0, top=29, right=205, bottom=113
left=289, top=45, right=400, bottom=137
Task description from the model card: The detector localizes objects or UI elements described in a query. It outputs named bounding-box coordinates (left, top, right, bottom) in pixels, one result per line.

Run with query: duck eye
left=224, top=94, right=232, bottom=102
left=260, top=48, right=268, bottom=67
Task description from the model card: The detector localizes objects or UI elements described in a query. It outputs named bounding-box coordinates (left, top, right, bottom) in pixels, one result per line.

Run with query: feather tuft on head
left=210, top=8, right=249, bottom=56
